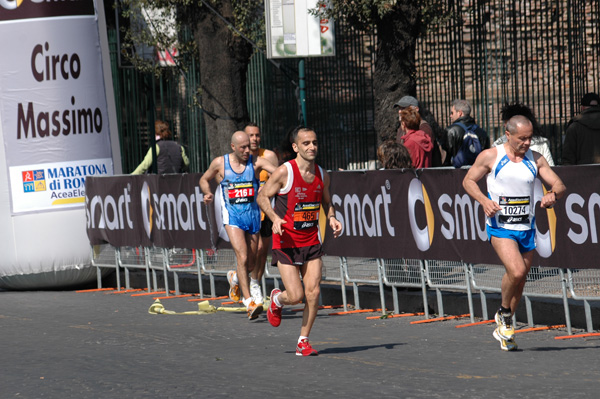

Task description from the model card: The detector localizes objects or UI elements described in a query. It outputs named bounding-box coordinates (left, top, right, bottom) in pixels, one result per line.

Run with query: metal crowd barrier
left=341, top=257, right=386, bottom=312
left=523, top=266, right=571, bottom=334
left=425, top=260, right=475, bottom=323
left=380, top=258, right=429, bottom=317
left=118, top=246, right=151, bottom=291
left=567, top=268, right=600, bottom=333
left=200, top=248, right=237, bottom=297
left=321, top=255, right=348, bottom=311
left=91, top=245, right=593, bottom=334
left=468, top=263, right=505, bottom=320
left=165, top=248, right=203, bottom=297
left=91, top=244, right=120, bottom=290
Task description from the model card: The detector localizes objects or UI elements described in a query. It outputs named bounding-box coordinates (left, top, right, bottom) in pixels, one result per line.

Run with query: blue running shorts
left=486, top=225, right=536, bottom=254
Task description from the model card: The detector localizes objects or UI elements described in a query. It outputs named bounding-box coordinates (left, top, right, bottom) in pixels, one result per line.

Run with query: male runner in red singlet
left=245, top=123, right=278, bottom=306
left=257, top=127, right=342, bottom=356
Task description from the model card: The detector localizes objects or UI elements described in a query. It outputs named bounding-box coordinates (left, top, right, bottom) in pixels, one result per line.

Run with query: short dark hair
left=290, top=126, right=315, bottom=143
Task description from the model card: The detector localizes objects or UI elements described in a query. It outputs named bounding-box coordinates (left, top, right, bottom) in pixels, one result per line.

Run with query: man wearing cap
left=394, top=95, right=442, bottom=166
left=562, top=92, right=600, bottom=165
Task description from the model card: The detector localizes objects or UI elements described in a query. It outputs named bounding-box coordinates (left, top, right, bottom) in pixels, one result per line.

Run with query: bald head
left=232, top=131, right=249, bottom=146
left=506, top=115, right=532, bottom=134
left=230, top=131, right=251, bottom=162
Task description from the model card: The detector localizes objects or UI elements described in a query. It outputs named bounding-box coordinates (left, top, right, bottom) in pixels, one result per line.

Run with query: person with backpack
left=444, top=99, right=490, bottom=167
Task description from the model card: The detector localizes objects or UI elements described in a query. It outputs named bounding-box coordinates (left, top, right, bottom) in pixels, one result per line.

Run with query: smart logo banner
left=323, top=166, right=600, bottom=269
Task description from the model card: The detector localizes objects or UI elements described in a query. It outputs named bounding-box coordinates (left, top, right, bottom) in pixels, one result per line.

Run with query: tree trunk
left=373, top=2, right=421, bottom=142
left=190, top=2, right=253, bottom=159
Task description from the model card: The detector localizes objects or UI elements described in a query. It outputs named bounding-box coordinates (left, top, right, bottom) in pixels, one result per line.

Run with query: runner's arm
left=321, top=171, right=342, bottom=238
left=255, top=156, right=277, bottom=177
left=535, top=153, right=566, bottom=208
left=199, top=157, right=223, bottom=205
left=462, top=148, right=502, bottom=217
left=257, top=164, right=288, bottom=235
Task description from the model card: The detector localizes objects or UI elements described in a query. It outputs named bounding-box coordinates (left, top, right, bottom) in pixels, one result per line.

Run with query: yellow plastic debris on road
left=148, top=299, right=269, bottom=315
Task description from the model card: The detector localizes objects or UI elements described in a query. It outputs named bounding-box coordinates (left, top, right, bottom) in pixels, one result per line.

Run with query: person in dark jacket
left=562, top=93, right=600, bottom=165
left=444, top=99, right=490, bottom=167
left=131, top=120, right=189, bottom=174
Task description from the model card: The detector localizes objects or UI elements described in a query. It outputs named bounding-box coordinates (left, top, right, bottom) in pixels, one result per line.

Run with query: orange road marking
left=555, top=332, right=600, bottom=340
left=514, top=324, right=565, bottom=334
left=330, top=309, right=383, bottom=316
left=455, top=320, right=496, bottom=328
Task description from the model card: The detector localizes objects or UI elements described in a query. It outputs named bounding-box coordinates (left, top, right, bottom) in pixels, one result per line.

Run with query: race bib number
left=293, top=202, right=320, bottom=230
left=227, top=181, right=254, bottom=204
left=498, top=196, right=530, bottom=224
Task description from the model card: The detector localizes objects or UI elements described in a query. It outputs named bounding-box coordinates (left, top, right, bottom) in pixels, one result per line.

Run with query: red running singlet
left=272, top=159, right=324, bottom=249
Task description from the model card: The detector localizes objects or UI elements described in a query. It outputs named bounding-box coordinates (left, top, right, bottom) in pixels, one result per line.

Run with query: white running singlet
left=486, top=144, right=537, bottom=231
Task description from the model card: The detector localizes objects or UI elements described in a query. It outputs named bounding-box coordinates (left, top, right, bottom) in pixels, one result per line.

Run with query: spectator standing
left=131, top=120, right=189, bottom=174
left=493, top=102, right=554, bottom=166
left=562, top=92, right=600, bottom=165
left=444, top=99, right=490, bottom=167
left=394, top=95, right=443, bottom=166
left=399, top=107, right=433, bottom=168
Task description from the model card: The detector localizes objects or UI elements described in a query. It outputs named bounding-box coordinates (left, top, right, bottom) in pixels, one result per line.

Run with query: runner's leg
left=491, top=236, right=531, bottom=312
left=225, top=225, right=258, bottom=301
left=298, top=257, right=322, bottom=338
left=252, top=234, right=270, bottom=282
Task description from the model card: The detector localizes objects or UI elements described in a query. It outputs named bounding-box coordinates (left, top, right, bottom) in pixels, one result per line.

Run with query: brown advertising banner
left=86, top=167, right=599, bottom=268
left=86, top=174, right=216, bottom=250
left=323, top=165, right=600, bottom=269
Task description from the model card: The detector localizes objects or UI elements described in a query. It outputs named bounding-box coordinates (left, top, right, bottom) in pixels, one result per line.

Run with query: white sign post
left=265, top=0, right=335, bottom=59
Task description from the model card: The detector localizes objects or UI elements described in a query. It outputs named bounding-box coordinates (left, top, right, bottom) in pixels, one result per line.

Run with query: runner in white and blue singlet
left=463, top=115, right=565, bottom=352
left=485, top=143, right=537, bottom=253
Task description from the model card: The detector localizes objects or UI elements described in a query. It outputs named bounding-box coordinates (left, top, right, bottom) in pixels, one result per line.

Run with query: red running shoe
left=267, top=288, right=282, bottom=327
left=296, top=339, right=318, bottom=356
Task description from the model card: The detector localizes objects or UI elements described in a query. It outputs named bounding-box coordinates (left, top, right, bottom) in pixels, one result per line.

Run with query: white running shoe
left=250, top=283, right=264, bottom=305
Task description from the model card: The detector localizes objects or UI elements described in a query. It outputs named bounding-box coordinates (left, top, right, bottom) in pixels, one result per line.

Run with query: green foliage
left=231, top=0, right=267, bottom=48
left=118, top=0, right=268, bottom=75
left=119, top=0, right=196, bottom=76
left=313, top=0, right=454, bottom=31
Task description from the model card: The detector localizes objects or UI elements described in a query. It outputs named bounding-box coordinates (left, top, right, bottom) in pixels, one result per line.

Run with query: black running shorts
left=271, top=244, right=323, bottom=266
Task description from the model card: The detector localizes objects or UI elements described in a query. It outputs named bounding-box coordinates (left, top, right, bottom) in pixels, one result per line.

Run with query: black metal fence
left=416, top=0, right=600, bottom=163
left=108, top=0, right=599, bottom=172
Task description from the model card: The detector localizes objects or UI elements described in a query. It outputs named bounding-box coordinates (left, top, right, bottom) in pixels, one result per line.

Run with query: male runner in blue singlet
left=199, top=131, right=276, bottom=320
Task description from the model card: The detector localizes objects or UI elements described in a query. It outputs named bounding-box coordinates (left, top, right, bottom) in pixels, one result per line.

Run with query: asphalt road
left=2, top=290, right=599, bottom=398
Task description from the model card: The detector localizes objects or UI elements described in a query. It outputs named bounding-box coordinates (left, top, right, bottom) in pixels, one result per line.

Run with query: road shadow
left=317, top=342, right=404, bottom=354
